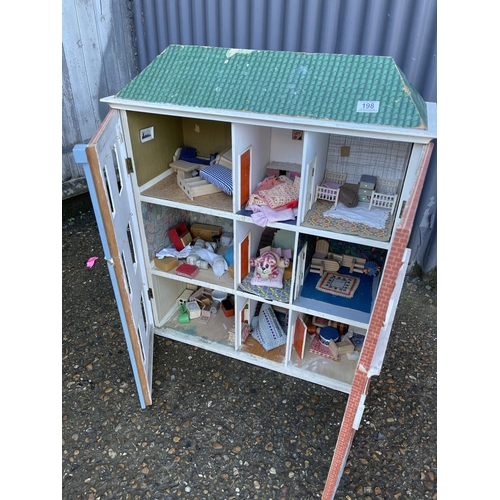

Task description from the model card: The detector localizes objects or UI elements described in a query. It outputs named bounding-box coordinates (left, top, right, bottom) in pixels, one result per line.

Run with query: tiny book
left=175, top=263, right=199, bottom=278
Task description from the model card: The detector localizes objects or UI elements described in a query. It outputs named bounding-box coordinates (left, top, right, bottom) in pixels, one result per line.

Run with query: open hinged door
left=368, top=247, right=411, bottom=376
left=84, top=110, right=154, bottom=408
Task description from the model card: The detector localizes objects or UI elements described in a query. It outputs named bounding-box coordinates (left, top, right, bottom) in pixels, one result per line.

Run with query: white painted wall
left=270, top=128, right=304, bottom=165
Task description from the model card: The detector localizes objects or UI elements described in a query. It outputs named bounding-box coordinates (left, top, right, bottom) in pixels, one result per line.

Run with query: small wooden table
left=169, top=159, right=203, bottom=179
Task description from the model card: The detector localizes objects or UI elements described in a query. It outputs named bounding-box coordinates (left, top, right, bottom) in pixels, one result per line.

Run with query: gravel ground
left=62, top=194, right=437, bottom=500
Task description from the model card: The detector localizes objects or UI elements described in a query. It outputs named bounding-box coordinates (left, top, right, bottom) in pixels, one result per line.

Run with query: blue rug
left=300, top=267, right=374, bottom=313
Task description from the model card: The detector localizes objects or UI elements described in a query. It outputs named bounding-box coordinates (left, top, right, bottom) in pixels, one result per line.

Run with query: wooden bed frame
left=170, top=148, right=233, bottom=201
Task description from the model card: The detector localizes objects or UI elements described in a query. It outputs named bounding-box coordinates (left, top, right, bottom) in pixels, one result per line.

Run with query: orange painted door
left=293, top=316, right=307, bottom=359
left=240, top=148, right=251, bottom=208
left=240, top=234, right=250, bottom=282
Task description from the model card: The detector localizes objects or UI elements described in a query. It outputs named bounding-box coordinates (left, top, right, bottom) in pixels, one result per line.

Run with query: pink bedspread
left=246, top=175, right=300, bottom=226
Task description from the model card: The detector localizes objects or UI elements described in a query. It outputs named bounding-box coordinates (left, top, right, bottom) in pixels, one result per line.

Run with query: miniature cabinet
left=77, top=44, right=436, bottom=496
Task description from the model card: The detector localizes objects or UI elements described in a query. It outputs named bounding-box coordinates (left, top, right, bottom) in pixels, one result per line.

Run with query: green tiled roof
left=116, top=45, right=428, bottom=129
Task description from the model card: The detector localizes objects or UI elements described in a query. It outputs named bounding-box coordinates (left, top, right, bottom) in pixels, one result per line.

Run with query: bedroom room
left=301, top=134, right=412, bottom=243
left=126, top=111, right=234, bottom=212
left=235, top=123, right=306, bottom=226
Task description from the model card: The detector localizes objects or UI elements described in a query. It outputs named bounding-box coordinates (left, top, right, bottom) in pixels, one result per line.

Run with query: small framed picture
left=140, top=126, right=154, bottom=143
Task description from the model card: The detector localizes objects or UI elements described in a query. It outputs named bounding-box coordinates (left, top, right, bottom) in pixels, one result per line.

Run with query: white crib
left=314, top=171, right=347, bottom=208
left=369, top=178, right=400, bottom=215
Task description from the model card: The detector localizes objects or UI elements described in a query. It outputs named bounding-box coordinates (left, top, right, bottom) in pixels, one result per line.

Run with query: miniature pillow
left=251, top=303, right=287, bottom=351
left=251, top=266, right=284, bottom=288
left=199, top=164, right=233, bottom=195
left=179, top=147, right=213, bottom=165
left=339, top=184, right=358, bottom=207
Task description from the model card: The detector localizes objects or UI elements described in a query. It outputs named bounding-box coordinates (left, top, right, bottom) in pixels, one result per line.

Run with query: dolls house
left=74, top=44, right=436, bottom=498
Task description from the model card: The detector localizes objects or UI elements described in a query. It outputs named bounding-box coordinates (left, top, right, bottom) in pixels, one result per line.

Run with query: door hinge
left=399, top=200, right=407, bottom=218
left=148, top=288, right=153, bottom=300
left=125, top=157, right=134, bottom=174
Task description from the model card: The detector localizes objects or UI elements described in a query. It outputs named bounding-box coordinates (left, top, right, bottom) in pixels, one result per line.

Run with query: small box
left=221, top=299, right=234, bottom=317
left=359, top=174, right=377, bottom=190
left=177, top=289, right=193, bottom=306
left=169, top=223, right=192, bottom=251
left=198, top=305, right=211, bottom=324
left=186, top=301, right=201, bottom=319
left=190, top=223, right=222, bottom=242
left=153, top=256, right=178, bottom=272
left=175, top=263, right=200, bottom=278
left=180, top=232, right=193, bottom=247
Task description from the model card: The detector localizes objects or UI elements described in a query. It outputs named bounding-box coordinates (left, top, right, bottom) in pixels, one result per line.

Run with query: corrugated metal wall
left=130, top=0, right=437, bottom=271
left=62, top=0, right=138, bottom=199
left=133, top=0, right=436, bottom=102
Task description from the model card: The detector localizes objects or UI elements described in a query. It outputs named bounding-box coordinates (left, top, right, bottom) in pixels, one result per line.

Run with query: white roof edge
left=101, top=96, right=437, bottom=144
left=426, top=102, right=437, bottom=139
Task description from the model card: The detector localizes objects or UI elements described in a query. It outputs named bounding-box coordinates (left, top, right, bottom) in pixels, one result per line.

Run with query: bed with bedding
left=243, top=171, right=301, bottom=226
left=303, top=172, right=401, bottom=242
left=302, top=198, right=395, bottom=241
left=170, top=147, right=233, bottom=200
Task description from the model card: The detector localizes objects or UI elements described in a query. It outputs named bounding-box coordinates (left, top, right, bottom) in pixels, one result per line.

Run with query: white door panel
left=84, top=110, right=154, bottom=408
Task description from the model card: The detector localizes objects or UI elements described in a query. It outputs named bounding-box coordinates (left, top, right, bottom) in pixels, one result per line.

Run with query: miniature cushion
left=251, top=303, right=287, bottom=351
left=179, top=146, right=213, bottom=165
left=251, top=266, right=284, bottom=288
left=199, top=164, right=233, bottom=195
left=339, top=184, right=359, bottom=207
left=239, top=271, right=291, bottom=302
